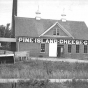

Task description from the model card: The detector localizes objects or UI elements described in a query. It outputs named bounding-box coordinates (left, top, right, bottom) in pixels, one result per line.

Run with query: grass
left=0, top=80, right=88, bottom=88
left=0, top=59, right=88, bottom=79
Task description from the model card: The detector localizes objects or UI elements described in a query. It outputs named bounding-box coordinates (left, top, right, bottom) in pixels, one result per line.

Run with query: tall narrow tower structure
left=11, top=0, right=17, bottom=51
left=11, top=0, right=17, bottom=37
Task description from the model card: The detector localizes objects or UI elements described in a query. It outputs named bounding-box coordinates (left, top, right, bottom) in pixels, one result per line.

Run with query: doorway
left=49, top=43, right=57, bottom=57
left=57, top=45, right=64, bottom=57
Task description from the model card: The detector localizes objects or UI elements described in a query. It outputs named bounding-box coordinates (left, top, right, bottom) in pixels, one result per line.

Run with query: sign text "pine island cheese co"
left=18, top=37, right=88, bottom=45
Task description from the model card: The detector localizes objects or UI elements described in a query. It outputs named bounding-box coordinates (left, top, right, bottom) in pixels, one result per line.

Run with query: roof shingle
left=15, top=17, right=88, bottom=40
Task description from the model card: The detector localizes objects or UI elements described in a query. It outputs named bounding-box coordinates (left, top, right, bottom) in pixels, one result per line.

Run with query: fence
left=14, top=51, right=30, bottom=62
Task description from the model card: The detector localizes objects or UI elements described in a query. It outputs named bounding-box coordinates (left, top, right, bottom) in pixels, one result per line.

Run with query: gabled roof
left=39, top=22, right=74, bottom=38
left=15, top=17, right=88, bottom=40
left=15, top=17, right=56, bottom=37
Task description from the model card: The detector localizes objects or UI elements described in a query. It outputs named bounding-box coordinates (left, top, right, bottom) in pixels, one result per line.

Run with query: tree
left=0, top=25, right=5, bottom=37
left=5, top=23, right=12, bottom=38
left=0, top=24, right=12, bottom=50
left=0, top=23, right=11, bottom=38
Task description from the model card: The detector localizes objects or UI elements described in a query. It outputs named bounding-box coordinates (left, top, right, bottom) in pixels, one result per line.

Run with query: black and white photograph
left=0, top=0, right=88, bottom=88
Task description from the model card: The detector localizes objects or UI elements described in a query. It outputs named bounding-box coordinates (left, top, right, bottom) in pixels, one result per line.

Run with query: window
left=53, top=28, right=59, bottom=35
left=68, top=45, right=71, bottom=53
left=53, top=30, right=56, bottom=35
left=84, top=45, right=87, bottom=53
left=41, top=44, right=45, bottom=52
left=57, top=30, right=59, bottom=35
left=76, top=45, right=80, bottom=53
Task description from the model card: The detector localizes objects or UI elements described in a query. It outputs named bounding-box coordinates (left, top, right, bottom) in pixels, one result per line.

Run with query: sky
left=0, top=0, right=88, bottom=27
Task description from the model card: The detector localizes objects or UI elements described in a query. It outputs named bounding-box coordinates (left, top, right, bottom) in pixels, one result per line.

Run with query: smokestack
left=11, top=0, right=17, bottom=51
left=11, top=0, right=17, bottom=38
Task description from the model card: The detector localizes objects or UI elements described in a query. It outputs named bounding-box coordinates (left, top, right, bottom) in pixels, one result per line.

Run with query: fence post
left=12, top=82, right=16, bottom=88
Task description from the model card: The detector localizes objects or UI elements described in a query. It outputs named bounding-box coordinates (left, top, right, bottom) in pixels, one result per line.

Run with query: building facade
left=15, top=16, right=88, bottom=59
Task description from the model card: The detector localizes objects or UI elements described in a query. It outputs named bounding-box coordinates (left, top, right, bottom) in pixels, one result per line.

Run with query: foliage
left=1, top=80, right=88, bottom=88
left=1, top=60, right=88, bottom=79
left=0, top=23, right=11, bottom=37
left=0, top=23, right=11, bottom=50
left=18, top=79, right=49, bottom=88
left=65, top=79, right=88, bottom=88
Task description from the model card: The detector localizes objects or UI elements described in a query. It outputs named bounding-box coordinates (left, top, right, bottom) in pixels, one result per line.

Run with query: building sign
left=18, top=37, right=88, bottom=45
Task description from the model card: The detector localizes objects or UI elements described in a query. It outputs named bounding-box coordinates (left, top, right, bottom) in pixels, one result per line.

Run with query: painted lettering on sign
left=18, top=37, right=88, bottom=45
left=58, top=39, right=82, bottom=45
left=18, top=37, right=57, bottom=43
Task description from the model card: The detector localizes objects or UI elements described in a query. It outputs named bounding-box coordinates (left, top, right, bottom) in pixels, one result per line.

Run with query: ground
left=0, top=80, right=88, bottom=88
left=0, top=58, right=88, bottom=79
left=0, top=57, right=88, bottom=88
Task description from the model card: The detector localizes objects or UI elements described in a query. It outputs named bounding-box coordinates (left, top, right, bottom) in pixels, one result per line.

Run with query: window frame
left=40, top=43, right=45, bottom=53
left=84, top=45, right=87, bottom=53
left=53, top=28, right=59, bottom=35
left=76, top=45, right=80, bottom=53
left=57, top=29, right=59, bottom=35
left=68, top=45, right=72, bottom=53
left=53, top=29, right=56, bottom=35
